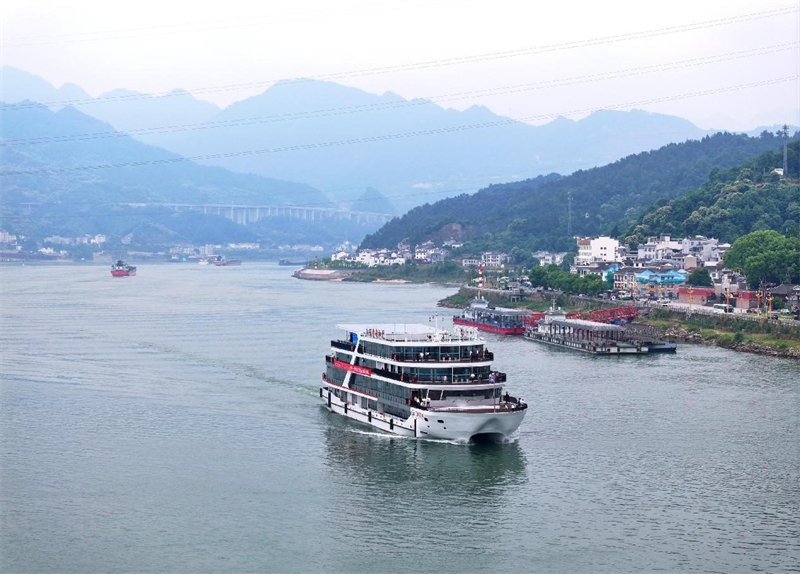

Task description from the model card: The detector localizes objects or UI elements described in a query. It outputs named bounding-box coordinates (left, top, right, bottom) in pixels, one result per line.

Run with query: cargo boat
left=213, top=256, right=242, bottom=266
left=110, top=260, right=136, bottom=277
left=279, top=258, right=305, bottom=266
left=321, top=323, right=527, bottom=442
left=453, top=297, right=530, bottom=335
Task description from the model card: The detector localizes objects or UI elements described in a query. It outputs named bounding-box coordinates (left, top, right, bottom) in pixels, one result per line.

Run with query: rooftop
left=547, top=318, right=623, bottom=332
left=337, top=323, right=482, bottom=342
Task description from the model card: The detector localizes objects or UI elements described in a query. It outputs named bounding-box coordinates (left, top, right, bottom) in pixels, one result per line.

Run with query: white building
left=576, top=236, right=620, bottom=265
left=354, top=249, right=406, bottom=267
left=637, top=235, right=682, bottom=261
left=533, top=250, right=567, bottom=266
left=0, top=230, right=18, bottom=244
left=227, top=243, right=260, bottom=250
left=44, top=235, right=74, bottom=245
left=482, top=252, right=508, bottom=267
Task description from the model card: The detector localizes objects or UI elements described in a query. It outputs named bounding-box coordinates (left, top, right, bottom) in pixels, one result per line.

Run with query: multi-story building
left=574, top=261, right=618, bottom=279
left=637, top=235, right=682, bottom=261
left=533, top=251, right=567, bottom=266
left=576, top=236, right=619, bottom=265
left=0, top=230, right=18, bottom=244
left=482, top=252, right=508, bottom=267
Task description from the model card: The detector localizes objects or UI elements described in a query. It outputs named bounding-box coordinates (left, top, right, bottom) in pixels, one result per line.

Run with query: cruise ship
left=320, top=323, right=528, bottom=442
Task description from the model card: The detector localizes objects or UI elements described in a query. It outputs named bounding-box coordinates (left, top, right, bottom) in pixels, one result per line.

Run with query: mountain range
left=0, top=103, right=375, bottom=248
left=4, top=66, right=778, bottom=212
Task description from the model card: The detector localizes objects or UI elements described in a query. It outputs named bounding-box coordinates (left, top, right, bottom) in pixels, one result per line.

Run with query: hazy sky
left=1, top=0, right=798, bottom=130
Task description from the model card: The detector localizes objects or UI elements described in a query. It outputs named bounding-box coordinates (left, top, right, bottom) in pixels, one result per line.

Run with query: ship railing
left=371, top=367, right=507, bottom=385
left=331, top=340, right=494, bottom=363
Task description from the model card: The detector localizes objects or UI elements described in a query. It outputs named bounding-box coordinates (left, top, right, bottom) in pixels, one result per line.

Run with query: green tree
left=724, top=230, right=800, bottom=286
left=686, top=267, right=713, bottom=287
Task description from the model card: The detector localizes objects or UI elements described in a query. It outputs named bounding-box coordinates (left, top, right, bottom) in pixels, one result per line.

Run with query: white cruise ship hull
left=321, top=387, right=526, bottom=442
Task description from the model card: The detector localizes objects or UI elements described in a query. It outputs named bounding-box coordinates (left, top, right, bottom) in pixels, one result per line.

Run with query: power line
left=2, top=5, right=796, bottom=112
left=2, top=76, right=797, bottom=177
left=4, top=42, right=796, bottom=147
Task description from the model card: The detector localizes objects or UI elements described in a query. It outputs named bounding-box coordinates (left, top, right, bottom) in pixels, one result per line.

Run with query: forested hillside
left=626, top=141, right=799, bottom=243
left=362, top=131, right=796, bottom=251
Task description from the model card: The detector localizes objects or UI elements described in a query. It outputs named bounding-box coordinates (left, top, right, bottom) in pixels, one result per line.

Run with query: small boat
left=213, top=256, right=242, bottom=266
left=111, top=260, right=136, bottom=277
left=321, top=323, right=528, bottom=442
left=279, top=258, right=306, bottom=266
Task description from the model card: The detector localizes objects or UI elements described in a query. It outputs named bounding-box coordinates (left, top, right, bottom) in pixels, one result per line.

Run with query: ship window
left=437, top=419, right=444, bottom=424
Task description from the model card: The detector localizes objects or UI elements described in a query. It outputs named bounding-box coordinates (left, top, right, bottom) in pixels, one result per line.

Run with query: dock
left=524, top=309, right=676, bottom=355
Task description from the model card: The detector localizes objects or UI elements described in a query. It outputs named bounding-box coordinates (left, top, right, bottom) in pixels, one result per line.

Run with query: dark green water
left=1, top=263, right=798, bottom=573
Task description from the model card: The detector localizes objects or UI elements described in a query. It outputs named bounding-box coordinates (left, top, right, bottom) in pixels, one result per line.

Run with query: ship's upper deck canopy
left=474, top=307, right=530, bottom=317
left=338, top=323, right=482, bottom=343
left=545, top=318, right=623, bottom=332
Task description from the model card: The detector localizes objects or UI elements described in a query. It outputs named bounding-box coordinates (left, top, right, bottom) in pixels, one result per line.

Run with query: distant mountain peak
left=351, top=187, right=396, bottom=214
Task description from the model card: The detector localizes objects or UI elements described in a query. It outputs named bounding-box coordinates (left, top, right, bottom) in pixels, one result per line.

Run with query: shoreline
left=437, top=289, right=800, bottom=361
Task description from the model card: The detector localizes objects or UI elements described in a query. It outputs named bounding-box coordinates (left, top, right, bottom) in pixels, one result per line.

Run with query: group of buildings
left=570, top=234, right=799, bottom=311
left=569, top=234, right=730, bottom=299
left=332, top=240, right=457, bottom=267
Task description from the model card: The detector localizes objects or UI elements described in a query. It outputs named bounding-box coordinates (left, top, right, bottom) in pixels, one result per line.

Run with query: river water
left=1, top=263, right=798, bottom=573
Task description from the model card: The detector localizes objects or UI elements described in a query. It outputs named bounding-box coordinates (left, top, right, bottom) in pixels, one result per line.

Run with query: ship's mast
left=478, top=262, right=484, bottom=300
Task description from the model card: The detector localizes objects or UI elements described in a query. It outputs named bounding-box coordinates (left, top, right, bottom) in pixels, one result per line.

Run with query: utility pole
left=781, top=124, right=789, bottom=175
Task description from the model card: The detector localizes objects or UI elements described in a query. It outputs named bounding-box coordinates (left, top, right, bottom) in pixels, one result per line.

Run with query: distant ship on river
left=110, top=260, right=136, bottom=277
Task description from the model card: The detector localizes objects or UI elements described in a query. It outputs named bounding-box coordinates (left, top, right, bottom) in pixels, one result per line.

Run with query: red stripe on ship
left=332, top=359, right=373, bottom=376
left=453, top=317, right=524, bottom=335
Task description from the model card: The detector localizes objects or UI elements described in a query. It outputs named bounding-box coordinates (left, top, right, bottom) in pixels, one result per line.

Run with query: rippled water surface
left=1, top=263, right=799, bottom=573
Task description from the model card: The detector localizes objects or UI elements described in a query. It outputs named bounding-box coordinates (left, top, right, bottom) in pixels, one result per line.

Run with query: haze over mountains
left=3, top=66, right=779, bottom=213
left=2, top=66, right=797, bottom=254
left=0, top=103, right=377, bottom=249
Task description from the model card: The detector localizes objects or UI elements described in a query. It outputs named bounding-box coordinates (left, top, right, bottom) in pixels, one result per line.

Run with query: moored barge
left=524, top=308, right=676, bottom=355
left=453, top=297, right=530, bottom=335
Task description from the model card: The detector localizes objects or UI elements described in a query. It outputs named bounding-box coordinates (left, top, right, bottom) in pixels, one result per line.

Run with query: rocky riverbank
left=654, top=324, right=800, bottom=359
